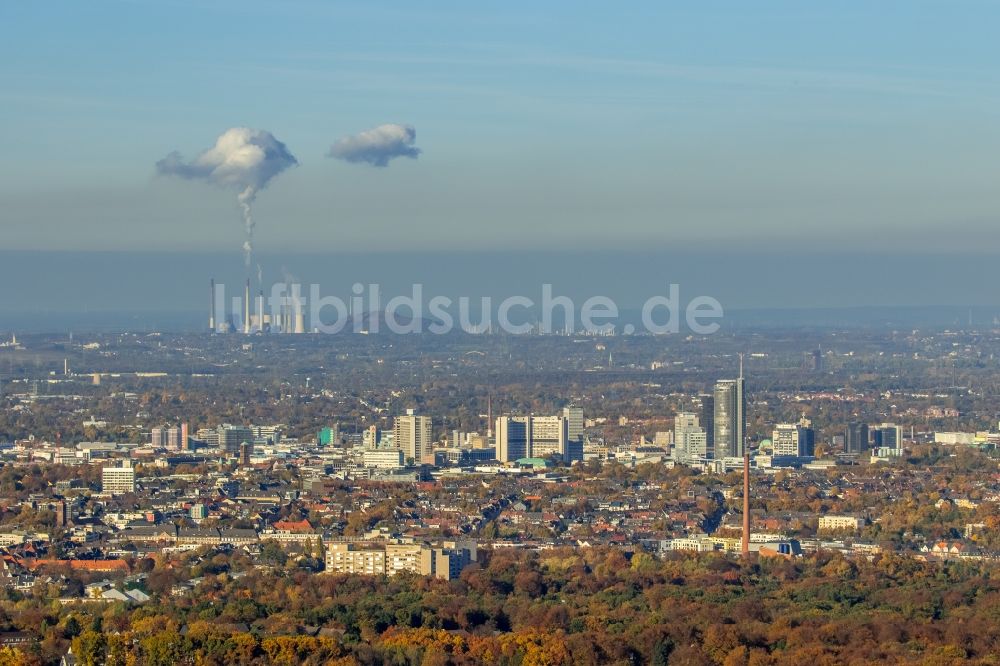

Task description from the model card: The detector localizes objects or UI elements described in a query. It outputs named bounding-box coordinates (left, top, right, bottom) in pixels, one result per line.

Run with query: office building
left=363, top=425, right=382, bottom=449
left=562, top=406, right=584, bottom=443
left=150, top=423, right=188, bottom=450
left=683, top=429, right=708, bottom=461
left=673, top=412, right=706, bottom=462
left=495, top=415, right=571, bottom=463
left=363, top=449, right=405, bottom=469
left=844, top=422, right=869, bottom=454
left=872, top=423, right=903, bottom=450
left=251, top=424, right=285, bottom=445
left=102, top=461, right=135, bottom=495
left=529, top=415, right=570, bottom=460
left=394, top=409, right=432, bottom=464
left=699, top=394, right=715, bottom=456
left=217, top=425, right=254, bottom=454
left=496, top=417, right=528, bottom=462
left=713, top=376, right=746, bottom=458
left=811, top=348, right=823, bottom=372
left=464, top=433, right=490, bottom=449
left=433, top=447, right=497, bottom=465
left=772, top=423, right=815, bottom=457
left=317, top=426, right=339, bottom=447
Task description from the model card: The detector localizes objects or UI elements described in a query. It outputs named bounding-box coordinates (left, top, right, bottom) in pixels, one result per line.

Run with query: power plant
left=209, top=277, right=305, bottom=335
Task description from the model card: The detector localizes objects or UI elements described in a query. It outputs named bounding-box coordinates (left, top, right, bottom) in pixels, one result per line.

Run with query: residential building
left=818, top=515, right=863, bottom=531
left=325, top=539, right=475, bottom=580
left=325, top=542, right=387, bottom=575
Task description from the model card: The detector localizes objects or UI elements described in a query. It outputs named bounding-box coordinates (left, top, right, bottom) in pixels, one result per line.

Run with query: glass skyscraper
left=713, top=376, right=745, bottom=458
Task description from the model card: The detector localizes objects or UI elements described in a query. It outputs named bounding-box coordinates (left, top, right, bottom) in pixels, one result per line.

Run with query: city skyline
left=4, top=4, right=1000, bottom=664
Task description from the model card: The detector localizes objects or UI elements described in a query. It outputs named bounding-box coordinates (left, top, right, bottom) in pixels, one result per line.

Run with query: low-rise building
left=325, top=538, right=475, bottom=580
left=818, top=515, right=863, bottom=531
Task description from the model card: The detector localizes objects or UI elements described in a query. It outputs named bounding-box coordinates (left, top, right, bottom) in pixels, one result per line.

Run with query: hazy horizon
left=2, top=249, right=1000, bottom=332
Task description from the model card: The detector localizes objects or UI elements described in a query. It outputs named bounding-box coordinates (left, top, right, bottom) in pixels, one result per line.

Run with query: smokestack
left=742, top=452, right=751, bottom=555
left=294, top=301, right=305, bottom=334
left=257, top=290, right=264, bottom=333
left=209, top=278, right=216, bottom=332
left=244, top=279, right=251, bottom=334
left=288, top=282, right=304, bottom=334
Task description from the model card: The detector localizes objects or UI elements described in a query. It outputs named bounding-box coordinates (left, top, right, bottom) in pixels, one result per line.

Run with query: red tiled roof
left=272, top=519, right=313, bottom=533
left=23, top=559, right=130, bottom=573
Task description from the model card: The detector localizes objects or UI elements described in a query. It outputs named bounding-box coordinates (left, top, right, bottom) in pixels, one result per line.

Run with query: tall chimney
left=244, top=279, right=251, bottom=334
left=257, top=290, right=264, bottom=333
left=293, top=285, right=305, bottom=334
left=742, top=452, right=751, bottom=555
left=209, top=278, right=216, bottom=332
left=294, top=305, right=305, bottom=334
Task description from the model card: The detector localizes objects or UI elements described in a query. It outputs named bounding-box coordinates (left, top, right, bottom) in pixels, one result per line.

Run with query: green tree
left=72, top=630, right=106, bottom=666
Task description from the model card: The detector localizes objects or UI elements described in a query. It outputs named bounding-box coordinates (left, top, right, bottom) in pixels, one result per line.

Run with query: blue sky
left=2, top=1, right=999, bottom=256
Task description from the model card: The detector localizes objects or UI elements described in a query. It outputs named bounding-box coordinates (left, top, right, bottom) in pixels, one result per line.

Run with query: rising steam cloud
left=327, top=123, right=421, bottom=167
left=156, top=128, right=297, bottom=268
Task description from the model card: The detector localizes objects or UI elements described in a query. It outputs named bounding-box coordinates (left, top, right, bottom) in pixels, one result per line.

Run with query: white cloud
left=156, top=127, right=297, bottom=191
left=327, top=123, right=421, bottom=167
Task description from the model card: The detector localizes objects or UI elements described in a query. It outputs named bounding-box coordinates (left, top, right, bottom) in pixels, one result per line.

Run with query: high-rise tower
left=713, top=358, right=746, bottom=458
left=209, top=278, right=216, bottom=332
left=845, top=422, right=869, bottom=454
left=699, top=393, right=715, bottom=456
left=394, top=409, right=432, bottom=465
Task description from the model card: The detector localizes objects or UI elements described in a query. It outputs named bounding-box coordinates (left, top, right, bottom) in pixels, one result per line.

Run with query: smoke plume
left=327, top=123, right=421, bottom=167
left=156, top=127, right=297, bottom=267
